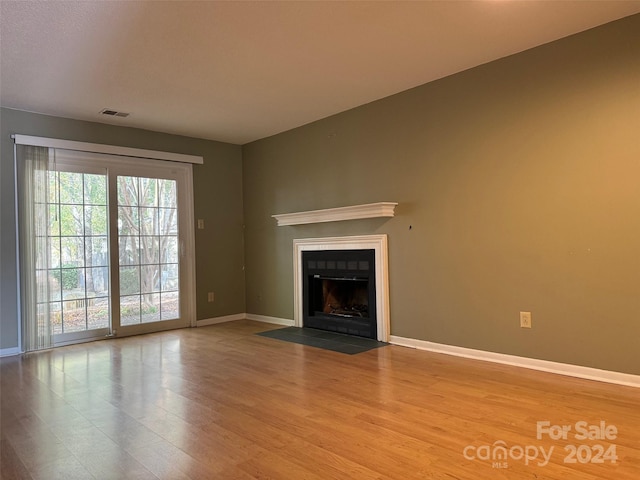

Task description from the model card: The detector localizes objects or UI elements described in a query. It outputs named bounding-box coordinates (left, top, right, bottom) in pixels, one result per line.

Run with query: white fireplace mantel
left=273, top=202, right=397, bottom=226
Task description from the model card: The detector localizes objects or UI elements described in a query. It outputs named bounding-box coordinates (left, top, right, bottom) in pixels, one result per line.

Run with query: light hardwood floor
left=1, top=320, right=639, bottom=479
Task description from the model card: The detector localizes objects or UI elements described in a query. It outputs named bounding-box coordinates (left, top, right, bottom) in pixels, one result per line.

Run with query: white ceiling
left=2, top=1, right=639, bottom=145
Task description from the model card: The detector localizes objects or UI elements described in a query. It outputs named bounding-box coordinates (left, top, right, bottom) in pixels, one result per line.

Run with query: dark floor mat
left=256, top=326, right=388, bottom=355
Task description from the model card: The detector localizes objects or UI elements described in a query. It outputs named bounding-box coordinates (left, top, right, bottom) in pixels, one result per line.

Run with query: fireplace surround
left=293, top=235, right=390, bottom=342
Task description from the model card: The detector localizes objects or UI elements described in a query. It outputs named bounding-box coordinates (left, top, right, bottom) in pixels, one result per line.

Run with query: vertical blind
left=16, top=145, right=54, bottom=351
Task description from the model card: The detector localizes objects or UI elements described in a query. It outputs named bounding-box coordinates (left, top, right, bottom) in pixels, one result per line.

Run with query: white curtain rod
left=11, top=134, right=204, bottom=165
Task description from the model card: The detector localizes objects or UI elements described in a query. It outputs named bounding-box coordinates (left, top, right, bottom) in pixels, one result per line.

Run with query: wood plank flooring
left=1, top=320, right=639, bottom=479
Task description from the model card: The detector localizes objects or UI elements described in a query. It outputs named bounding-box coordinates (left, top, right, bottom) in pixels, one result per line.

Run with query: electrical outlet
left=520, top=311, right=532, bottom=328
left=208, top=292, right=215, bottom=302
left=197, top=219, right=205, bottom=230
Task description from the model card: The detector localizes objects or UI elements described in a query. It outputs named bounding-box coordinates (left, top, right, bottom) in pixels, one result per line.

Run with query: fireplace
left=293, top=235, right=389, bottom=342
left=303, top=249, right=376, bottom=338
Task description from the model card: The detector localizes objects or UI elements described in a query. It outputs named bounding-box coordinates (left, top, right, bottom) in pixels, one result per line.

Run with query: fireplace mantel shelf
left=272, top=202, right=398, bottom=226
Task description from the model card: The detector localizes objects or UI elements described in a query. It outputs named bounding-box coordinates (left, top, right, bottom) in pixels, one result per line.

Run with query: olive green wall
left=242, top=15, right=640, bottom=375
left=0, top=108, right=245, bottom=350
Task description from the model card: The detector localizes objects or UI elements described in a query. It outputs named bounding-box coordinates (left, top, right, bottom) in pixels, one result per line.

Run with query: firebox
left=302, top=249, right=376, bottom=338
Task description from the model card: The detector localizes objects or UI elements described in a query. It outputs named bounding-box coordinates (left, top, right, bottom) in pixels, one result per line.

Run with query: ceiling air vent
left=100, top=108, right=130, bottom=118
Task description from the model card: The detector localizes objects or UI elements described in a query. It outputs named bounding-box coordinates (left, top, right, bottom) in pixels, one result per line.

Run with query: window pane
left=159, top=208, right=177, bottom=235
left=50, top=240, right=61, bottom=268
left=87, top=267, right=109, bottom=296
left=141, top=293, right=160, bottom=323
left=48, top=205, right=60, bottom=236
left=161, top=292, right=179, bottom=320
left=47, top=270, right=62, bottom=301
left=158, top=180, right=176, bottom=208
left=140, top=207, right=158, bottom=236
left=61, top=237, right=84, bottom=268
left=161, top=264, right=179, bottom=292
left=141, top=265, right=159, bottom=293
left=160, top=237, right=178, bottom=264
left=48, top=171, right=59, bottom=204
left=120, top=266, right=140, bottom=295
left=119, top=236, right=139, bottom=266
left=86, top=236, right=109, bottom=267
left=62, top=298, right=87, bottom=333
left=118, top=176, right=138, bottom=206
left=139, top=178, right=157, bottom=207
left=50, top=302, right=62, bottom=335
left=120, top=296, right=141, bottom=326
left=139, top=236, right=159, bottom=265
left=87, top=296, right=109, bottom=330
left=85, top=205, right=107, bottom=236
left=59, top=172, right=83, bottom=204
left=118, top=206, right=139, bottom=235
left=84, top=174, right=106, bottom=205
left=60, top=205, right=84, bottom=236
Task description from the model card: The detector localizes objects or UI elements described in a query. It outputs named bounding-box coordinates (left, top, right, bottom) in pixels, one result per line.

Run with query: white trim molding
left=0, top=347, right=22, bottom=358
left=273, top=202, right=397, bottom=226
left=11, top=134, right=203, bottom=164
left=390, top=336, right=640, bottom=389
left=197, top=313, right=294, bottom=327
left=246, top=314, right=295, bottom=326
left=293, top=235, right=390, bottom=342
left=196, top=313, right=247, bottom=327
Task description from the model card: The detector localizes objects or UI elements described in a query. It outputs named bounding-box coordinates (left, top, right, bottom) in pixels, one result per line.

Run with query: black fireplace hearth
left=302, top=249, right=376, bottom=339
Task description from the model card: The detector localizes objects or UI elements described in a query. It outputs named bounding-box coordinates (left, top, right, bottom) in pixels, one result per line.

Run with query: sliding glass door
left=115, top=175, right=181, bottom=331
left=43, top=150, right=195, bottom=345
left=46, top=167, right=111, bottom=344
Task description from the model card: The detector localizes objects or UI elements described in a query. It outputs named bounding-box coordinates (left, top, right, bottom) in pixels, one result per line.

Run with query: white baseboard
left=389, top=335, right=640, bottom=389
left=0, top=347, right=21, bottom=358
left=197, top=313, right=295, bottom=328
left=246, top=313, right=295, bottom=326
left=196, top=313, right=246, bottom=327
